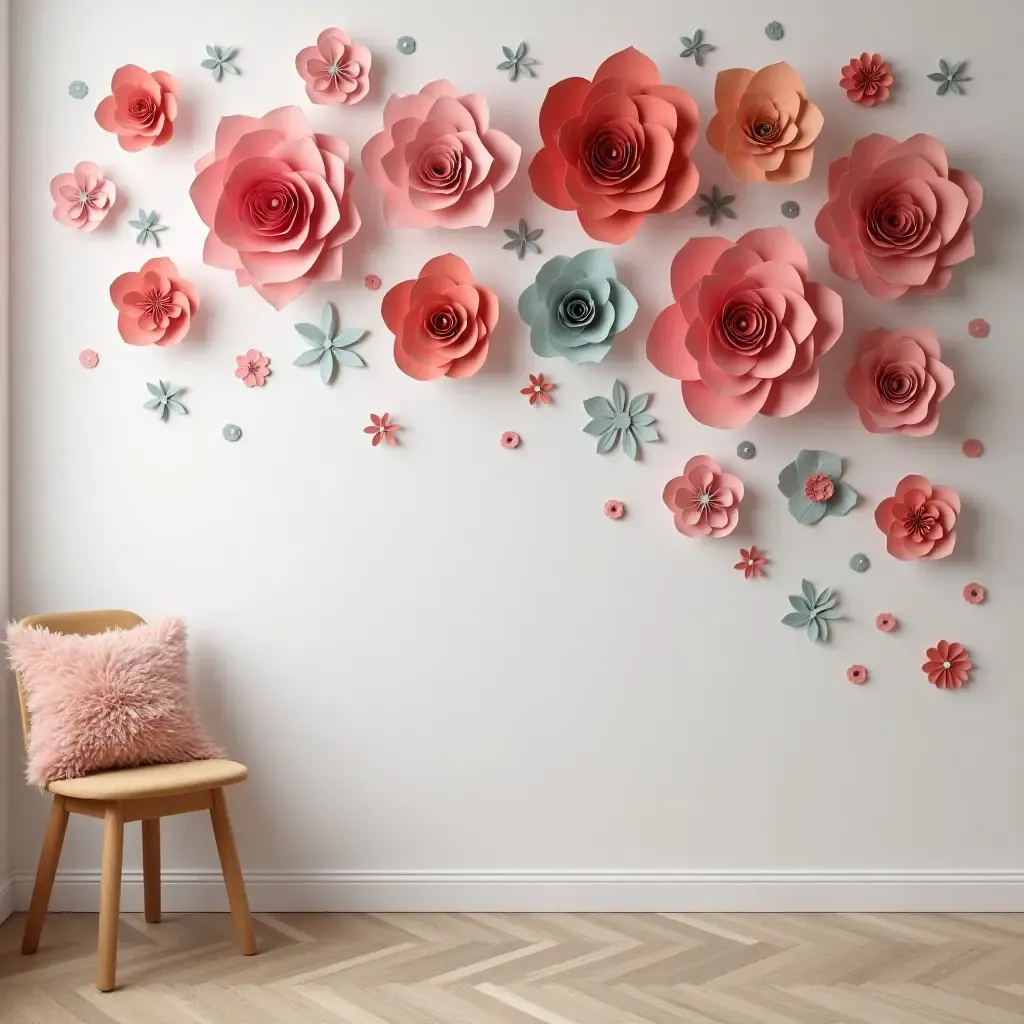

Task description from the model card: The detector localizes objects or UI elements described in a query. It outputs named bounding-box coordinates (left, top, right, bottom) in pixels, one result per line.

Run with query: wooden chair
left=14, top=610, right=257, bottom=991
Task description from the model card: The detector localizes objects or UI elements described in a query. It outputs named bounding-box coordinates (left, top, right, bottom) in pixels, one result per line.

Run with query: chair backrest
left=14, top=610, right=146, bottom=750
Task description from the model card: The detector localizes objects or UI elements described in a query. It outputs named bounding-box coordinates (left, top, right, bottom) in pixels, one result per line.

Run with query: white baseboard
left=0, top=873, right=13, bottom=924
left=12, top=869, right=1024, bottom=913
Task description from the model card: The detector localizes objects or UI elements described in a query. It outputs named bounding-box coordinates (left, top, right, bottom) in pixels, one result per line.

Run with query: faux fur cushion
left=6, top=617, right=222, bottom=785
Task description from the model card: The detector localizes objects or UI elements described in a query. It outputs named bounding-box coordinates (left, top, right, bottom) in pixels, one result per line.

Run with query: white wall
left=7, top=0, right=1021, bottom=911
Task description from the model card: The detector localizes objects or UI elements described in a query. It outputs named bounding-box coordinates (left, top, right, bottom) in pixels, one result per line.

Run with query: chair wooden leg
left=21, top=794, right=70, bottom=955
left=96, top=804, right=124, bottom=992
left=209, top=787, right=257, bottom=955
left=141, top=818, right=161, bottom=924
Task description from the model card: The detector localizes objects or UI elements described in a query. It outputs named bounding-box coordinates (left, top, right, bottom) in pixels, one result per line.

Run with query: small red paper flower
left=922, top=640, right=972, bottom=689
left=500, top=431, right=520, bottom=449
left=875, top=612, right=897, bottom=632
left=364, top=274, right=381, bottom=291
left=734, top=546, right=767, bottom=579
left=875, top=474, right=959, bottom=560
left=962, top=438, right=983, bottom=458
left=604, top=500, right=624, bottom=520
left=963, top=582, right=985, bottom=605
left=520, top=373, right=555, bottom=405
left=804, top=473, right=835, bottom=503
left=364, top=412, right=400, bottom=446
left=839, top=53, right=893, bottom=106
left=968, top=318, right=989, bottom=338
left=846, top=664, right=868, bottom=684
left=79, top=349, right=99, bottom=369
left=234, top=349, right=271, bottom=387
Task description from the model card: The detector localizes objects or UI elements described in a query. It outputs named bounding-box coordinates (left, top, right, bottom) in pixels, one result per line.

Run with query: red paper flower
left=963, top=582, right=985, bottom=605
left=234, top=350, right=271, bottom=387
left=364, top=274, right=381, bottom=291
left=875, top=474, right=959, bottom=561
left=604, top=500, right=625, bottom=520
left=803, top=473, right=835, bottom=503
left=734, top=546, right=767, bottom=579
left=520, top=374, right=555, bottom=405
left=295, top=28, right=371, bottom=106
left=846, top=665, right=868, bottom=684
left=663, top=456, right=744, bottom=539
left=364, top=413, right=400, bottom=447
left=49, top=161, right=116, bottom=232
left=839, top=53, right=893, bottom=106
left=500, top=431, right=520, bottom=449
left=94, top=65, right=178, bottom=151
left=968, top=318, right=989, bottom=338
left=382, top=254, right=497, bottom=380
left=109, top=257, right=198, bottom=347
left=529, top=47, right=700, bottom=243
left=922, top=641, right=972, bottom=689
left=875, top=612, right=897, bottom=632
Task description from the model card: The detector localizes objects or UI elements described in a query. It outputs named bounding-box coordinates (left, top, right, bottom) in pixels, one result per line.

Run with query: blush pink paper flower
left=235, top=349, right=271, bottom=387
left=922, top=640, right=972, bottom=689
left=49, top=161, right=116, bottom=232
left=79, top=349, right=98, bottom=369
left=840, top=53, right=893, bottom=106
left=846, top=665, right=868, bottom=684
left=845, top=326, right=954, bottom=436
left=94, top=65, right=178, bottom=151
left=362, top=80, right=520, bottom=229
left=963, top=582, right=986, bottom=605
left=734, top=546, right=767, bottom=579
left=663, top=456, right=743, bottom=538
left=815, top=133, right=983, bottom=300
left=190, top=106, right=360, bottom=310
left=382, top=254, right=498, bottom=380
left=109, top=257, right=198, bottom=347
left=295, top=28, right=371, bottom=106
left=875, top=612, right=897, bottom=632
left=874, top=474, right=959, bottom=561
left=647, top=228, right=843, bottom=428
left=364, top=413, right=399, bottom=447
left=604, top=500, right=625, bottom=520
left=529, top=46, right=700, bottom=244
left=500, top=431, right=520, bottom=449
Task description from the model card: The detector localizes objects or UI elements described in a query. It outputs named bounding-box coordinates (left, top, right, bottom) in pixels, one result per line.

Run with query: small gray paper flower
left=503, top=219, right=543, bottom=259
left=129, top=209, right=166, bottom=247
left=696, top=185, right=736, bottom=227
left=782, top=579, right=841, bottom=643
left=68, top=80, right=88, bottom=99
left=777, top=450, right=857, bottom=525
left=293, top=302, right=366, bottom=385
left=497, top=42, right=538, bottom=81
left=765, top=21, right=784, bottom=41
left=201, top=44, right=240, bottom=81
left=144, top=381, right=186, bottom=421
left=583, top=380, right=659, bottom=460
left=679, top=29, right=715, bottom=66
left=927, top=59, right=970, bottom=96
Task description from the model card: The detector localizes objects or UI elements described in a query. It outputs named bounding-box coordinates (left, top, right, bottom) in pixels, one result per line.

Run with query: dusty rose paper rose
left=95, top=65, right=178, bottom=151
left=295, top=27, right=371, bottom=106
left=815, top=134, right=982, bottom=299
left=50, top=161, right=116, bottom=232
left=110, top=257, right=198, bottom=347
left=875, top=475, right=959, bottom=561
left=529, top=46, right=700, bottom=244
left=189, top=106, right=360, bottom=310
left=362, top=81, right=519, bottom=229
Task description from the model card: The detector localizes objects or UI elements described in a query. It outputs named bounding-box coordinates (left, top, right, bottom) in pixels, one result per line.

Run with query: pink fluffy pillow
left=6, top=617, right=222, bottom=785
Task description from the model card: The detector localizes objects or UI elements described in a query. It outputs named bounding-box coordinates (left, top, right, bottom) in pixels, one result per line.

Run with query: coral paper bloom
left=815, top=134, right=982, bottom=300
left=647, top=228, right=843, bottom=428
left=364, top=413, right=399, bottom=446
left=295, top=28, right=371, bottom=106
left=529, top=47, right=699, bottom=243
left=382, top=254, right=498, bottom=380
left=840, top=54, right=892, bottom=106
left=190, top=106, right=360, bottom=310
left=235, top=349, right=271, bottom=387
left=521, top=374, right=555, bottom=405
left=875, top=613, right=897, bottom=632
left=707, top=62, right=822, bottom=183
left=109, top=257, right=198, bottom=347
left=922, top=641, right=972, bottom=689
left=663, top=456, right=743, bottom=539
left=94, top=65, right=178, bottom=151
left=734, top=546, right=767, bottom=578
left=845, top=326, right=954, bottom=435
left=50, top=162, right=116, bottom=232
left=604, top=500, right=625, bottom=520
left=362, top=80, right=520, bottom=229
left=875, top=475, right=959, bottom=561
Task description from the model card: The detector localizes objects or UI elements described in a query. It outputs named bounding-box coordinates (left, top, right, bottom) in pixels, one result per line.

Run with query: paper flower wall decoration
left=503, top=219, right=543, bottom=259
left=500, top=431, right=520, bottom=449
left=962, top=438, right=983, bottom=458
left=519, top=249, right=637, bottom=364
left=68, top=80, right=88, bottom=99
left=735, top=546, right=767, bottom=579
left=79, top=349, right=98, bottom=369
left=969, top=318, right=989, bottom=339
left=764, top=21, right=784, bottom=41
left=647, top=228, right=843, bottom=427
left=529, top=47, right=700, bottom=243
left=235, top=350, right=270, bottom=387
left=202, top=45, right=239, bottom=80
left=696, top=186, right=735, bottom=226
left=815, top=134, right=983, bottom=300
left=663, top=456, right=743, bottom=539
left=778, top=451, right=857, bottom=525
left=383, top=255, right=497, bottom=380
left=95, top=66, right=178, bottom=151
left=362, top=80, right=520, bottom=229
left=923, top=641, right=972, bottom=688
left=295, top=28, right=370, bottom=105
left=707, top=62, right=822, bottom=183
left=845, top=327, right=954, bottom=435
left=497, top=42, right=538, bottom=81
left=875, top=475, right=959, bottom=561
left=840, top=53, right=892, bottom=106
left=876, top=613, right=896, bottom=632
left=110, top=258, right=198, bottom=347
left=129, top=209, right=166, bottom=247
left=190, top=107, right=360, bottom=310
left=49, top=162, right=115, bottom=232
left=144, top=381, right=186, bottom=420
left=680, top=29, right=715, bottom=66
left=293, top=302, right=366, bottom=385
left=782, top=580, right=841, bottom=643
left=583, top=380, right=659, bottom=460
left=521, top=374, right=555, bottom=405
left=365, top=413, right=399, bottom=447
left=604, top=500, right=625, bottom=520
left=963, top=582, right=986, bottom=605
left=847, top=665, right=868, bottom=685
left=928, top=59, right=970, bottom=96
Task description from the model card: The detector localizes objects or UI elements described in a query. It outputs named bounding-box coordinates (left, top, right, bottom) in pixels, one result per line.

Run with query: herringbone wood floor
left=2, top=911, right=1024, bottom=1022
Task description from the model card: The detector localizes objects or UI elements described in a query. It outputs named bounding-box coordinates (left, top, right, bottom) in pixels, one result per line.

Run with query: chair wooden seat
left=48, top=758, right=248, bottom=802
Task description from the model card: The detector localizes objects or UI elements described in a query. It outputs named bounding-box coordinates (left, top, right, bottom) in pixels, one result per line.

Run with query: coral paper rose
left=94, top=65, right=178, bottom=151
left=362, top=81, right=519, bottom=229
left=647, top=228, right=843, bottom=428
left=49, top=161, right=116, bottom=232
left=663, top=456, right=743, bottom=539
left=382, top=255, right=498, bottom=380
left=845, top=326, right=954, bottom=435
left=875, top=475, right=959, bottom=561
left=190, top=106, right=360, bottom=310
left=295, top=28, right=371, bottom=106
left=529, top=47, right=699, bottom=243
left=110, top=257, right=198, bottom=347
left=815, top=134, right=983, bottom=299
left=707, top=62, right=822, bottom=183
left=840, top=54, right=893, bottom=106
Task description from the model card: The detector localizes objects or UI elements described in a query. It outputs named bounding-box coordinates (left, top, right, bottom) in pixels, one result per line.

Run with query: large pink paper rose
left=845, top=326, right=954, bottom=435
left=110, top=257, right=198, bottom=347
left=815, top=134, right=983, bottom=299
left=189, top=106, right=360, bottom=310
left=647, top=228, right=843, bottom=428
left=361, top=80, right=520, bottom=228
left=875, top=475, right=959, bottom=561
left=295, top=27, right=371, bottom=106
left=529, top=47, right=700, bottom=244
left=94, top=65, right=178, bottom=152
left=50, top=161, right=116, bottom=232
left=663, top=456, right=744, bottom=538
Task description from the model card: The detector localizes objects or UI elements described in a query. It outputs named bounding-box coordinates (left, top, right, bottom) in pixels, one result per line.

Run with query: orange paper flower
left=840, top=53, right=892, bottom=106
left=95, top=65, right=178, bottom=151
left=109, top=257, right=198, bottom=347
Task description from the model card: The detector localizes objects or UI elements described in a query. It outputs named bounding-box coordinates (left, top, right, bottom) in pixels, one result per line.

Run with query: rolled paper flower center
left=77, top=190, right=90, bottom=205
left=868, top=192, right=924, bottom=248
left=416, top=145, right=462, bottom=191
left=137, top=286, right=179, bottom=329
left=745, top=111, right=782, bottom=146
left=721, top=298, right=770, bottom=352
left=901, top=505, right=937, bottom=539
left=244, top=177, right=301, bottom=235
left=877, top=363, right=918, bottom=402
left=612, top=411, right=631, bottom=430
left=558, top=289, right=596, bottom=329
left=126, top=89, right=158, bottom=127
left=804, top=473, right=835, bottom=503
left=584, top=124, right=640, bottom=183
left=426, top=304, right=461, bottom=340
left=698, top=490, right=712, bottom=507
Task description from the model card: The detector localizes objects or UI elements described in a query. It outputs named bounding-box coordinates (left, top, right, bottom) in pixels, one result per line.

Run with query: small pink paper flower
left=663, top=456, right=744, bottom=538
left=364, top=274, right=381, bottom=291
left=109, top=257, right=198, bottom=347
left=968, top=318, right=989, bottom=338
left=500, top=431, right=520, bottom=449
left=50, top=162, right=116, bottom=232
left=846, top=664, right=868, bottom=684
left=734, top=546, right=767, bottom=579
left=875, top=474, right=959, bottom=561
left=79, top=349, right=99, bottom=369
left=604, top=500, right=625, bottom=520
left=875, top=612, right=897, bottom=632
left=840, top=53, right=892, bottom=106
left=295, top=28, right=371, bottom=106
left=963, top=582, right=985, bottom=605
left=804, top=473, right=835, bottom=503
left=962, top=438, right=983, bottom=458
left=922, top=640, right=972, bottom=689
left=94, top=65, right=178, bottom=151
left=520, top=374, right=555, bottom=405
left=364, top=413, right=399, bottom=447
left=235, top=350, right=271, bottom=387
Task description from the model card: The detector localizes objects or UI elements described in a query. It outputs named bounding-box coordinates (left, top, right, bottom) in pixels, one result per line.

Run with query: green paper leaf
left=502, top=45, right=515, bottom=60
left=927, top=72, right=947, bottom=81
left=939, top=58, right=950, bottom=76
left=816, top=451, right=842, bottom=480
left=201, top=59, right=219, bottom=69
left=334, top=349, right=365, bottom=367
left=504, top=229, right=519, bottom=240
left=628, top=392, right=650, bottom=416
left=320, top=302, right=336, bottom=338
left=693, top=28, right=703, bottom=44
left=146, top=382, right=162, bottom=397
left=223, top=62, right=240, bottom=75
left=815, top=586, right=832, bottom=607
left=295, top=323, right=324, bottom=344
left=796, top=449, right=820, bottom=478
left=789, top=595, right=810, bottom=613
left=806, top=618, right=820, bottom=643
left=515, top=42, right=526, bottom=59
left=694, top=51, right=704, bottom=67
left=631, top=412, right=655, bottom=427
left=612, top=380, right=626, bottom=412
left=788, top=493, right=828, bottom=525
left=818, top=609, right=843, bottom=620
left=166, top=400, right=187, bottom=416
left=584, top=396, right=615, bottom=419
left=633, top=423, right=659, bottom=442
left=596, top=429, right=618, bottom=455
left=293, top=349, right=322, bottom=366
left=622, top=428, right=638, bottom=461
left=583, top=417, right=613, bottom=435
left=143, top=398, right=161, bottom=410
left=681, top=37, right=694, bottom=49
left=777, top=463, right=797, bottom=497
left=206, top=44, right=218, bottom=57
left=319, top=349, right=335, bottom=385
left=503, top=240, right=521, bottom=251
left=163, top=384, right=180, bottom=397
left=721, top=206, right=737, bottom=218
left=497, top=61, right=514, bottom=71
left=334, top=328, right=366, bottom=347
left=829, top=481, right=858, bottom=516
left=937, top=80, right=950, bottom=96
left=782, top=612, right=809, bottom=627
left=801, top=579, right=816, bottom=605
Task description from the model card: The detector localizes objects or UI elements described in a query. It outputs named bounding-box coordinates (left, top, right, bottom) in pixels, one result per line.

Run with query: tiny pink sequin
left=364, top=274, right=381, bottom=291
left=79, top=349, right=98, bottom=369
left=962, top=438, right=983, bottom=458
left=604, top=500, right=624, bottom=520
left=963, top=582, right=986, bottom=605
left=968, top=318, right=989, bottom=338
left=846, top=664, right=868, bottom=685
left=500, top=431, right=520, bottom=449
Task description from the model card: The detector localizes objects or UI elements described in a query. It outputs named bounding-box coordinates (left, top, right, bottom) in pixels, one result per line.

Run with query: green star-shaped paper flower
left=502, top=218, right=543, bottom=259
left=293, top=302, right=367, bottom=385
left=696, top=185, right=736, bottom=227
left=782, top=579, right=841, bottom=643
left=143, top=381, right=187, bottom=421
left=201, top=44, right=240, bottom=81
left=583, top=380, right=659, bottom=460
left=129, top=209, right=167, bottom=247
left=497, top=42, right=538, bottom=81
left=680, top=29, right=715, bottom=66
left=927, top=59, right=970, bottom=96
